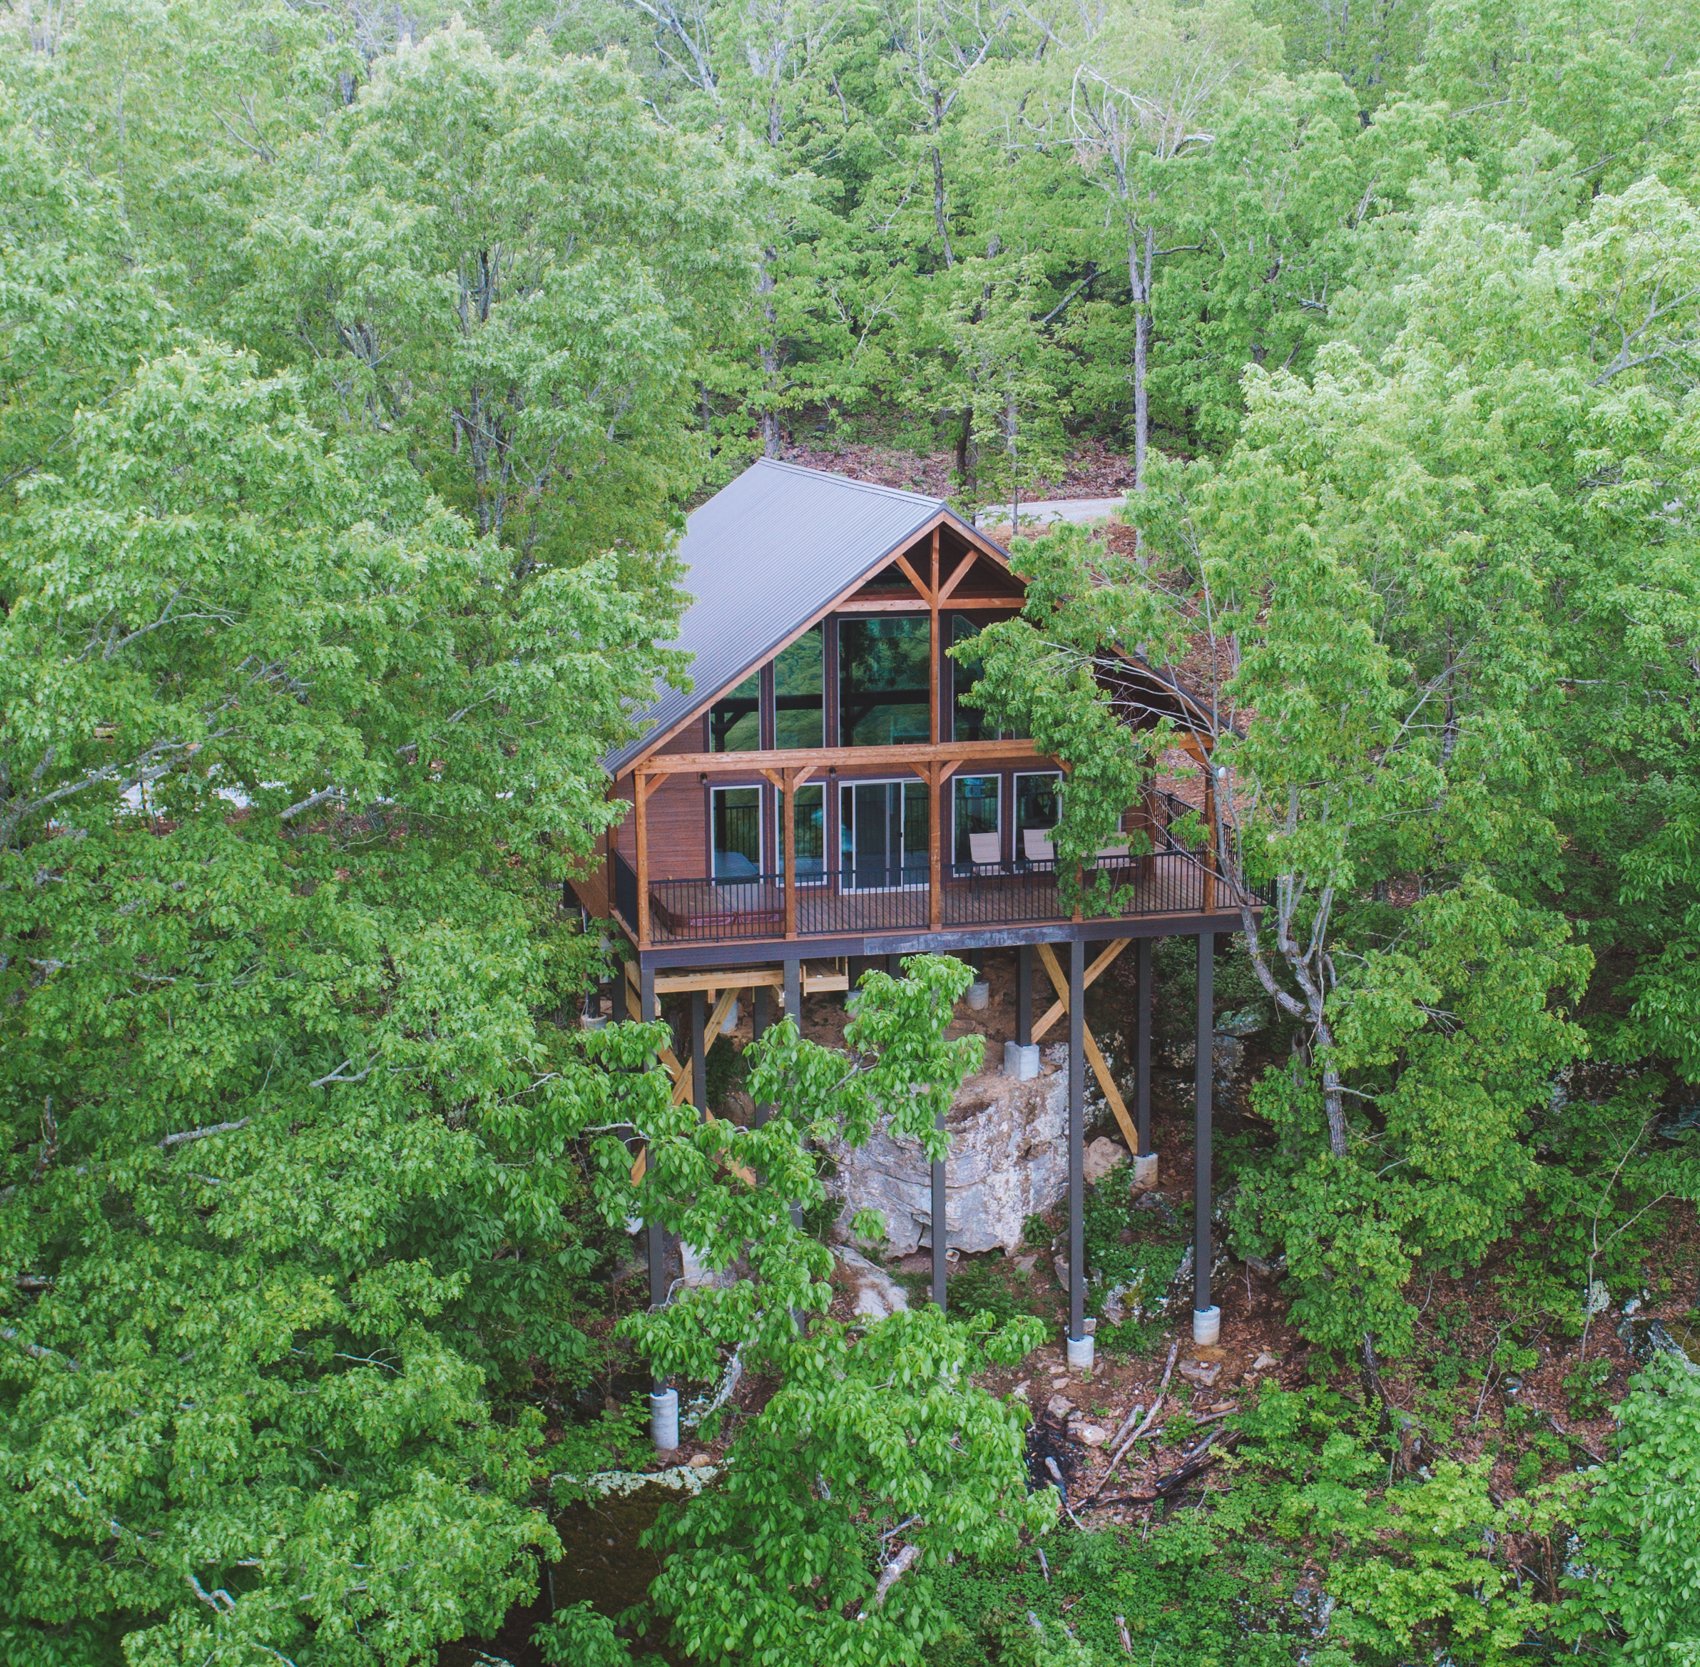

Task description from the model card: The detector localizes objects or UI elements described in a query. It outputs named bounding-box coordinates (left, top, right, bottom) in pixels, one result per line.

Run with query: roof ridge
left=755, top=455, right=947, bottom=509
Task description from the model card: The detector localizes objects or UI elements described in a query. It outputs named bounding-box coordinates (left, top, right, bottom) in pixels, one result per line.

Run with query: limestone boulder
left=835, top=1245, right=911, bottom=1320
left=826, top=1051, right=1070, bottom=1256
left=1082, top=1135, right=1127, bottom=1183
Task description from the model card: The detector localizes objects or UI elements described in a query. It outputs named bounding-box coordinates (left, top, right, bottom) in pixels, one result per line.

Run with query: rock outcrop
left=826, top=1048, right=1071, bottom=1256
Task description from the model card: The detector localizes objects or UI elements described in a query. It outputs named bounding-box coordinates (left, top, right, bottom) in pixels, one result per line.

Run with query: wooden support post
left=1031, top=939, right=1128, bottom=1043
left=1195, top=933, right=1215, bottom=1328
left=1067, top=937, right=1087, bottom=1349
left=927, top=764, right=943, bottom=932
left=931, top=1109, right=948, bottom=1313
left=1202, top=771, right=1218, bottom=915
left=1017, top=944, right=1034, bottom=1046
left=1135, top=937, right=1154, bottom=1158
left=635, top=774, right=657, bottom=949
left=782, top=770, right=799, bottom=941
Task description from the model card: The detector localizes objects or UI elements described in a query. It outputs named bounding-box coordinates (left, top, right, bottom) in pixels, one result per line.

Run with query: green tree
left=240, top=23, right=747, bottom=570
left=1566, top=1355, right=1700, bottom=1663
left=0, top=345, right=680, bottom=1665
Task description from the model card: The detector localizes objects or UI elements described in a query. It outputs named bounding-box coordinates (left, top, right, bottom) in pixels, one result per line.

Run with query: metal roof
left=603, top=459, right=965, bottom=775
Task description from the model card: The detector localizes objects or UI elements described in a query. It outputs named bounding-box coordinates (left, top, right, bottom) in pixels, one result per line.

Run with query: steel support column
left=1066, top=937, right=1091, bottom=1367
left=783, top=959, right=803, bottom=1230
left=751, top=986, right=771, bottom=1128
left=931, top=1110, right=948, bottom=1312
left=1136, top=937, right=1154, bottom=1156
left=1193, top=933, right=1220, bottom=1345
left=1017, top=944, right=1034, bottom=1046
left=639, top=963, right=671, bottom=1414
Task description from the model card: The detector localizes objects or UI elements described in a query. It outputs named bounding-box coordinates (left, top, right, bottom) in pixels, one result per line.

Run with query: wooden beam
left=1031, top=938, right=1129, bottom=1042
left=941, top=595, right=1025, bottom=610
left=832, top=596, right=936, bottom=614
left=1083, top=1023, right=1140, bottom=1156
left=649, top=966, right=781, bottom=996
left=938, top=548, right=977, bottom=602
left=893, top=549, right=932, bottom=601
left=927, top=764, right=943, bottom=932
left=782, top=768, right=799, bottom=940
left=1202, top=772, right=1217, bottom=914
left=634, top=773, right=658, bottom=949
left=640, top=738, right=1050, bottom=778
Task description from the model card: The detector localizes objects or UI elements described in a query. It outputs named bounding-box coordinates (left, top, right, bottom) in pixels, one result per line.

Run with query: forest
left=3, top=0, right=1700, bottom=1661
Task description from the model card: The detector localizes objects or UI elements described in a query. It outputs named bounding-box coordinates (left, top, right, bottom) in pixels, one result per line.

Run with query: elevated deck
left=594, top=846, right=1259, bottom=968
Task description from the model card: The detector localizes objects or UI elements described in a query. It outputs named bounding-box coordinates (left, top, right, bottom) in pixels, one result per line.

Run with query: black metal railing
left=623, top=848, right=1265, bottom=946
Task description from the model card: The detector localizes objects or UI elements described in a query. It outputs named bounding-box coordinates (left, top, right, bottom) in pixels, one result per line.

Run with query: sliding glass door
left=839, top=779, right=928, bottom=890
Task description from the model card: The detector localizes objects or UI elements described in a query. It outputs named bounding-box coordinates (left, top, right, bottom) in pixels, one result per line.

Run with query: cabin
left=581, top=460, right=1244, bottom=961
left=571, top=461, right=1253, bottom=1446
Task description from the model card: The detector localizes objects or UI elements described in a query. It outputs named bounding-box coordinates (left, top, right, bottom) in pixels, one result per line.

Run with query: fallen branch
left=862, top=1543, right=920, bottom=1614
left=1085, top=1430, right=1240, bottom=1513
left=1078, top=1340, right=1178, bottom=1506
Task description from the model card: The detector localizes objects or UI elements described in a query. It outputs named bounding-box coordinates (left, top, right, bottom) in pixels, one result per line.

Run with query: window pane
left=951, top=616, right=1017, bottom=741
left=953, top=774, right=1001, bottom=866
left=838, top=617, right=930, bottom=747
left=902, top=780, right=929, bottom=884
left=1015, top=772, right=1061, bottom=863
left=779, top=783, right=825, bottom=881
left=709, top=672, right=760, bottom=752
left=774, top=625, right=824, bottom=749
left=711, top=786, right=762, bottom=879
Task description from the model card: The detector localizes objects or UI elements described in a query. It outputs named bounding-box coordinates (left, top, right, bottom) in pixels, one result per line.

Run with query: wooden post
left=1202, top=769, right=1218, bottom=915
left=635, top=773, right=655, bottom=949
left=1017, top=944, right=1034, bottom=1046
left=1135, top=937, right=1154, bottom=1158
left=927, top=764, right=943, bottom=932
left=928, top=527, right=941, bottom=744
left=782, top=769, right=799, bottom=941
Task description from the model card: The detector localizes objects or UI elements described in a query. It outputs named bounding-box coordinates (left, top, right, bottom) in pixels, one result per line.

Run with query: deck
left=602, top=847, right=1254, bottom=954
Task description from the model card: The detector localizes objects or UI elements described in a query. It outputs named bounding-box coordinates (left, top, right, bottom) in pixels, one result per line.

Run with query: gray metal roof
left=603, top=459, right=962, bottom=775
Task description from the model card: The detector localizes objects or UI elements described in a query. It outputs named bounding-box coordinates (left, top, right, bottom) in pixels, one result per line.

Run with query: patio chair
left=1022, top=827, right=1056, bottom=865
left=968, top=831, right=1002, bottom=868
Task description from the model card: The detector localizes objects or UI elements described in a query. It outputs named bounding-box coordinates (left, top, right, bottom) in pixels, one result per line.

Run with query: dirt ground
left=779, top=436, right=1135, bottom=502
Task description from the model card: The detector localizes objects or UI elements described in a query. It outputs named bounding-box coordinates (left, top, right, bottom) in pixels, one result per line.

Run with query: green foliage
left=0, top=342, right=674, bottom=1659
left=240, top=23, right=747, bottom=569
left=647, top=1306, right=1051, bottom=1667
left=937, top=1385, right=1559, bottom=1666
left=1566, top=1355, right=1700, bottom=1662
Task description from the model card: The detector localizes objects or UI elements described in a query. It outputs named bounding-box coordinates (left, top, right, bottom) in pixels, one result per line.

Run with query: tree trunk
left=1128, top=223, right=1155, bottom=492
left=758, top=248, right=781, bottom=458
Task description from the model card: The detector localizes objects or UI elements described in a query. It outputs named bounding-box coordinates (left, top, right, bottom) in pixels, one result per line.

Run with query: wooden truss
left=1032, top=941, right=1140, bottom=1157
